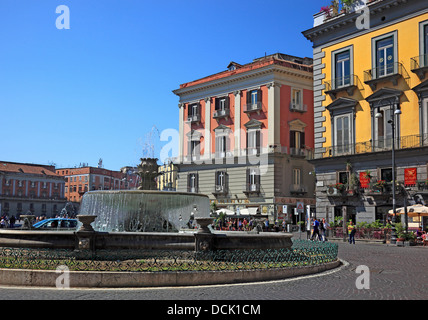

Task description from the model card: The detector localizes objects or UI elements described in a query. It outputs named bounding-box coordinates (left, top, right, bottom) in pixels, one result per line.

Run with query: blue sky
left=0, top=0, right=321, bottom=171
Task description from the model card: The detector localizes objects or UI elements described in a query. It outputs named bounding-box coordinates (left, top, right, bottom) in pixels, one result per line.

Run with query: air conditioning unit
left=327, top=187, right=340, bottom=196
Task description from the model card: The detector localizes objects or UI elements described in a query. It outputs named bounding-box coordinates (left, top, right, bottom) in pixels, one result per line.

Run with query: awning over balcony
left=412, top=78, right=428, bottom=98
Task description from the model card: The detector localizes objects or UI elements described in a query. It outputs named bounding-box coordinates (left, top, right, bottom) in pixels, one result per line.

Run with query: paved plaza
left=0, top=237, right=427, bottom=301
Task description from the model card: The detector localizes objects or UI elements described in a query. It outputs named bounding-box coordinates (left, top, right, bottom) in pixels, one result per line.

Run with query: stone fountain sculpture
left=136, top=158, right=159, bottom=190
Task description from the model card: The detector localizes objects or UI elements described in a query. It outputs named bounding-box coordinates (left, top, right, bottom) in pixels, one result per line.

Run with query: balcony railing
left=243, top=183, right=260, bottom=194
left=318, top=133, right=428, bottom=159
left=289, top=102, right=308, bottom=113
left=411, top=54, right=428, bottom=80
left=244, top=102, right=263, bottom=113
left=186, top=113, right=201, bottom=123
left=213, top=108, right=230, bottom=119
left=364, top=62, right=407, bottom=90
left=213, top=185, right=228, bottom=195
left=324, top=74, right=361, bottom=99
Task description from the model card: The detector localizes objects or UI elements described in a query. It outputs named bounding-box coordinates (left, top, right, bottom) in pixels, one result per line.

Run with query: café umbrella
left=388, top=204, right=428, bottom=226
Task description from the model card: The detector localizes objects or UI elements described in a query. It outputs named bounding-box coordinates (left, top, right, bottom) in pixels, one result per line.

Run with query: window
left=215, top=97, right=229, bottom=111
left=187, top=173, right=198, bottom=193
left=216, top=136, right=227, bottom=158
left=247, top=129, right=261, bottom=155
left=291, top=88, right=302, bottom=108
left=290, top=130, right=305, bottom=155
left=374, top=106, right=394, bottom=149
left=251, top=90, right=258, bottom=105
left=187, top=103, right=201, bottom=122
left=292, top=168, right=301, bottom=185
left=215, top=171, right=228, bottom=193
left=246, top=168, right=260, bottom=193
left=376, top=36, right=395, bottom=78
left=338, top=171, right=349, bottom=185
left=334, top=114, right=352, bottom=154
left=380, top=168, right=393, bottom=182
left=187, top=130, right=202, bottom=161
left=335, top=50, right=351, bottom=88
left=215, top=125, right=231, bottom=159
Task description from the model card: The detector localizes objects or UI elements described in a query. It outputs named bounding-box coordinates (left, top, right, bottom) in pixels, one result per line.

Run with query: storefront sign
left=404, top=168, right=417, bottom=186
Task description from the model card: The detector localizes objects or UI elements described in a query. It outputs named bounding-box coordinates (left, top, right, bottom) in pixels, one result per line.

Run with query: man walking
left=311, top=218, right=321, bottom=241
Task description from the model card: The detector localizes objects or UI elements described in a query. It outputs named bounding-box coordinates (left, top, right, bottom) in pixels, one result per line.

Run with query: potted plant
left=320, top=6, right=331, bottom=19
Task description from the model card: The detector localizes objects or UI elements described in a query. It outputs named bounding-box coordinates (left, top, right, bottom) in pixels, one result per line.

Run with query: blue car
left=32, top=218, right=78, bottom=230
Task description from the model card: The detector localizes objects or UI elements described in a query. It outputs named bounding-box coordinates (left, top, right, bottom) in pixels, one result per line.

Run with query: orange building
left=56, top=166, right=140, bottom=203
left=0, top=161, right=66, bottom=218
left=173, top=53, right=316, bottom=225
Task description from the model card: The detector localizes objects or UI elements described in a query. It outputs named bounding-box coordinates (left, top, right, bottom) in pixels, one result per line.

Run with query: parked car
left=32, top=218, right=78, bottom=230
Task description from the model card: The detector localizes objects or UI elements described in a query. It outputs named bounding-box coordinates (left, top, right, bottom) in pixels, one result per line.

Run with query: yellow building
left=303, top=0, right=428, bottom=228
left=157, top=162, right=178, bottom=192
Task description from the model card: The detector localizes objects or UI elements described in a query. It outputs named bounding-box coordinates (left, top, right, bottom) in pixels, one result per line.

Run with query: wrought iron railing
left=319, top=133, right=428, bottom=159
left=0, top=240, right=338, bottom=272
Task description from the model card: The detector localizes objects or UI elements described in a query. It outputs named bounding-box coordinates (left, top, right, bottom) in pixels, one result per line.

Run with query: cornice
left=173, top=64, right=313, bottom=97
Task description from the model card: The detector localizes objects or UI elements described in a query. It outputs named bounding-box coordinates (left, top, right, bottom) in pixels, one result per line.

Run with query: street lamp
left=374, top=97, right=401, bottom=244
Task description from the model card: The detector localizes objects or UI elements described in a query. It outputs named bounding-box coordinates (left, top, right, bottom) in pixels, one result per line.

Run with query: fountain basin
left=80, top=190, right=210, bottom=233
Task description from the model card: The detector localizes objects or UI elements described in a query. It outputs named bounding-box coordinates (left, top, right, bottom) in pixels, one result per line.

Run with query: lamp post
left=375, top=97, right=401, bottom=244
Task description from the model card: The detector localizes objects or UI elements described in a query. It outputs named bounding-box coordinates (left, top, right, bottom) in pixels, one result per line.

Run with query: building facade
left=157, top=161, right=178, bottom=191
left=0, top=161, right=66, bottom=218
left=56, top=166, right=140, bottom=203
left=303, top=0, right=428, bottom=226
left=173, top=53, right=315, bottom=224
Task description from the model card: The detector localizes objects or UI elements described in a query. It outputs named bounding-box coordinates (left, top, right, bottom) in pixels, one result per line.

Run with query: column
left=178, top=103, right=185, bottom=163
left=204, top=97, right=211, bottom=161
left=234, top=90, right=241, bottom=156
left=267, top=82, right=281, bottom=151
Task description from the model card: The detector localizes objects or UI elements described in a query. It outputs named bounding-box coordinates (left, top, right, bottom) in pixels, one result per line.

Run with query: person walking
left=320, top=218, right=328, bottom=242
left=348, top=220, right=356, bottom=244
left=311, top=218, right=321, bottom=241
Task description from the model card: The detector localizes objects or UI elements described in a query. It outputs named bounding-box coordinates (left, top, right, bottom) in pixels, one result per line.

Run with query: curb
left=0, top=260, right=341, bottom=288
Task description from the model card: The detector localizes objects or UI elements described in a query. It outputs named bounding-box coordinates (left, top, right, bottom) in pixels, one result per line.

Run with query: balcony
left=243, top=183, right=260, bottom=195
left=213, top=108, right=230, bottom=120
left=213, top=185, right=228, bottom=196
left=290, top=184, right=307, bottom=195
left=186, top=113, right=201, bottom=124
left=318, top=133, right=428, bottom=159
left=364, top=62, right=408, bottom=91
left=410, top=54, right=428, bottom=80
left=289, top=102, right=307, bottom=113
left=244, top=102, right=263, bottom=114
left=324, top=74, right=362, bottom=99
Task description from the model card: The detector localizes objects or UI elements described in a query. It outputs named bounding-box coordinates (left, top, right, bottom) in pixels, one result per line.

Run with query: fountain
left=79, top=190, right=210, bottom=233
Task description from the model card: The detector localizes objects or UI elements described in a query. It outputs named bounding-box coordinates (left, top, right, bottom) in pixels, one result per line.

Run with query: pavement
left=0, top=232, right=427, bottom=301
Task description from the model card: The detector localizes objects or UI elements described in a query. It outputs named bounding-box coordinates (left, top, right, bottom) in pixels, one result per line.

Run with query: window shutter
left=195, top=173, right=199, bottom=192
left=187, top=174, right=191, bottom=192
left=300, top=132, right=305, bottom=149
left=215, top=136, right=220, bottom=158
left=256, top=130, right=261, bottom=154
left=257, top=89, right=262, bottom=103
left=225, top=96, right=230, bottom=109
left=290, top=131, right=296, bottom=148
left=246, top=91, right=251, bottom=105
left=187, top=104, right=191, bottom=117
left=215, top=171, right=219, bottom=186
left=215, top=98, right=219, bottom=110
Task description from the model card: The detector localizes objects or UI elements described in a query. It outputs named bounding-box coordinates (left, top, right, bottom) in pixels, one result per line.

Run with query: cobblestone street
left=1, top=238, right=427, bottom=301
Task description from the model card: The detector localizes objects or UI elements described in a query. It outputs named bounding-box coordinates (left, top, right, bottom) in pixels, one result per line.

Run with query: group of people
left=213, top=217, right=256, bottom=231
left=310, top=218, right=357, bottom=244
left=309, top=218, right=329, bottom=242
left=0, top=215, right=18, bottom=228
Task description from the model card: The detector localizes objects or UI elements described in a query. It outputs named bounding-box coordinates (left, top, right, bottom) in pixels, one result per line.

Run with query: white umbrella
left=215, top=208, right=235, bottom=216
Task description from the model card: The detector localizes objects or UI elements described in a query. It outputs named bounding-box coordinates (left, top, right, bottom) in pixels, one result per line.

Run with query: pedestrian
left=320, top=218, right=328, bottom=241
left=264, top=218, right=269, bottom=232
left=9, top=215, right=16, bottom=228
left=348, top=220, right=356, bottom=244
left=311, top=218, right=321, bottom=241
